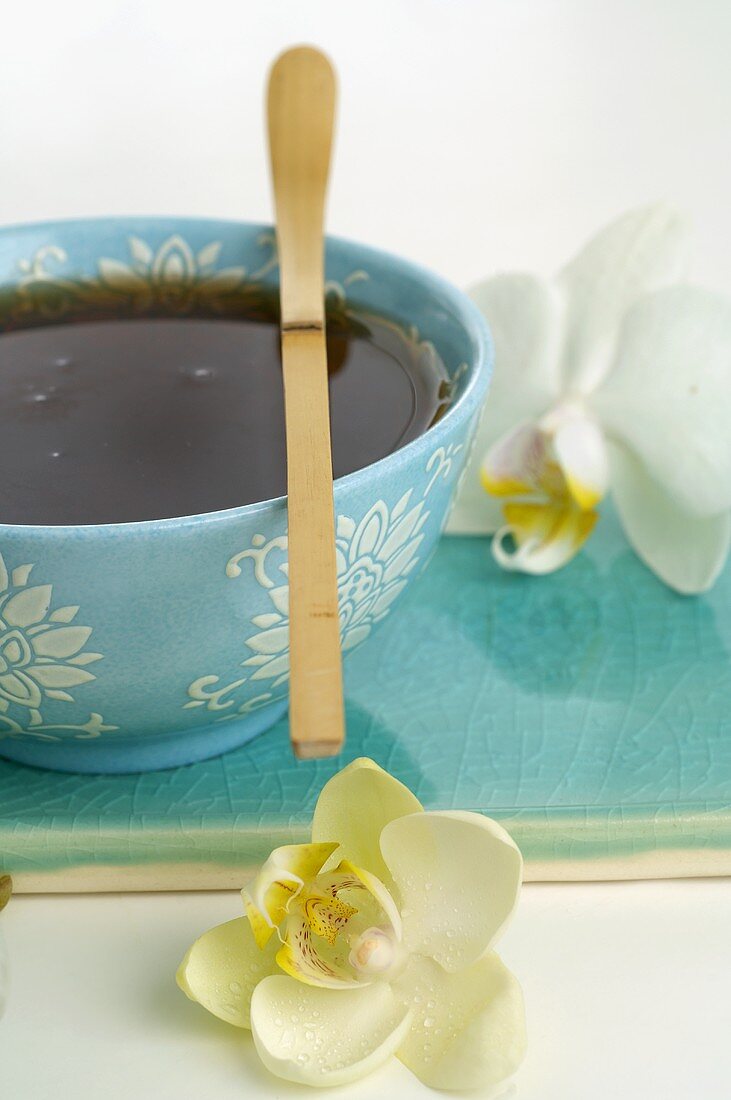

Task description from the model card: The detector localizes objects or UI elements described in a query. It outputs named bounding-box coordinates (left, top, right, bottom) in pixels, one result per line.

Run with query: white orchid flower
left=448, top=204, right=731, bottom=594
left=177, top=758, right=526, bottom=1092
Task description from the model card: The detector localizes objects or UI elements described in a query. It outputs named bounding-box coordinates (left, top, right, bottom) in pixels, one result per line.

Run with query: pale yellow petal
left=380, top=811, right=522, bottom=972
left=176, top=917, right=278, bottom=1028
left=242, top=842, right=339, bottom=946
left=311, top=758, right=422, bottom=884
left=243, top=895, right=276, bottom=950
left=394, top=953, right=527, bottom=1091
left=251, top=975, right=412, bottom=1086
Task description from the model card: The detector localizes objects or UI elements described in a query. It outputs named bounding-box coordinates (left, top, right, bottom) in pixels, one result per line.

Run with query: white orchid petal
left=450, top=489, right=506, bottom=535
left=394, top=953, right=527, bottom=1092
left=493, top=503, right=596, bottom=575
left=594, top=286, right=731, bottom=517
left=380, top=811, right=522, bottom=972
left=312, top=758, right=423, bottom=886
left=176, top=917, right=278, bottom=1029
left=481, top=421, right=546, bottom=498
left=448, top=274, right=563, bottom=534
left=559, top=203, right=690, bottom=393
left=609, top=443, right=730, bottom=594
left=550, top=412, right=609, bottom=509
left=251, top=976, right=411, bottom=1087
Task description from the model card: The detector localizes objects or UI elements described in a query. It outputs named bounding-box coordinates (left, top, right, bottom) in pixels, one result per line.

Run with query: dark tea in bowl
left=0, top=296, right=452, bottom=526
left=0, top=218, right=491, bottom=773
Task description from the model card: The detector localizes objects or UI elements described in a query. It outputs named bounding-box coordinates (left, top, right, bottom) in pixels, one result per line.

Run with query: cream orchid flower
left=177, top=758, right=525, bottom=1092
left=448, top=204, right=731, bottom=594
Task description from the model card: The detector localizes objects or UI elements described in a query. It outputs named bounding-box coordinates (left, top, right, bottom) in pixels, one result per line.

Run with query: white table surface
left=2, top=882, right=731, bottom=1099
left=2, top=0, right=731, bottom=1096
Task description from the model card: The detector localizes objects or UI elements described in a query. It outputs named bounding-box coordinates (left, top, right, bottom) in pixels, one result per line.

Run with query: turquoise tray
left=2, top=509, right=731, bottom=890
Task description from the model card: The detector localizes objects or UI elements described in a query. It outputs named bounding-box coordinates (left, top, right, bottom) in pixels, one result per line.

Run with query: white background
left=1, top=0, right=731, bottom=292
left=2, top=1, right=731, bottom=1097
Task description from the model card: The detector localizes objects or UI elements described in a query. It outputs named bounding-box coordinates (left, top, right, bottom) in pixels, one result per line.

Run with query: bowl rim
left=0, top=215, right=492, bottom=537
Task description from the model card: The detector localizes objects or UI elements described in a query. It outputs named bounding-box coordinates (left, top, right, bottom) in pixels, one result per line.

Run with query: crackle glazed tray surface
left=2, top=510, right=731, bottom=891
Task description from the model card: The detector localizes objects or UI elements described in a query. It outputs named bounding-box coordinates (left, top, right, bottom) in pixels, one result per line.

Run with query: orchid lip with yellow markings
left=245, top=849, right=404, bottom=990
left=483, top=408, right=607, bottom=574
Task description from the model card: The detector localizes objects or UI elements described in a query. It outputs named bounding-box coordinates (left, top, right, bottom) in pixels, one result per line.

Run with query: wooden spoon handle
left=267, top=46, right=344, bottom=759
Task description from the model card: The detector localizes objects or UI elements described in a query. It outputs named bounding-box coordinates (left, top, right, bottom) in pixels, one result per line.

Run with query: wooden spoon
left=267, top=46, right=344, bottom=759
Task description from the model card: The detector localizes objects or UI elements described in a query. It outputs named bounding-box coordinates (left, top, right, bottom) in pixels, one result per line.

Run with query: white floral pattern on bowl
left=0, top=555, right=116, bottom=743
left=11, top=232, right=279, bottom=321
left=184, top=445, right=461, bottom=722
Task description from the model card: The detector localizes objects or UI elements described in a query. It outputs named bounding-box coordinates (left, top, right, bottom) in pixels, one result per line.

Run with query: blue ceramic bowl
left=0, top=218, right=491, bottom=773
